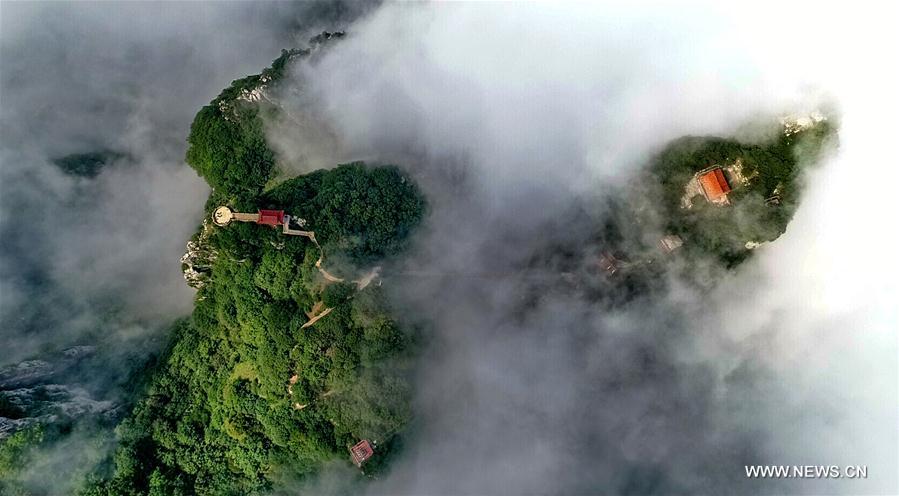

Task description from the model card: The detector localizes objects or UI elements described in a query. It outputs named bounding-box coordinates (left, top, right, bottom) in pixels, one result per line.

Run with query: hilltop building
left=698, top=168, right=731, bottom=204
left=214, top=206, right=288, bottom=227
left=213, top=206, right=313, bottom=238
left=257, top=209, right=284, bottom=226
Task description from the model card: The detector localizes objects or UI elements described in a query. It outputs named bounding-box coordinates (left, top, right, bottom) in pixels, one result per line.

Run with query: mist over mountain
left=1, top=1, right=896, bottom=495
left=0, top=2, right=375, bottom=493
left=265, top=3, right=898, bottom=494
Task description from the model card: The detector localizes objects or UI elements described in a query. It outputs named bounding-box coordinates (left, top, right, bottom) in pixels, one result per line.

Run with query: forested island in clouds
left=1, top=2, right=895, bottom=496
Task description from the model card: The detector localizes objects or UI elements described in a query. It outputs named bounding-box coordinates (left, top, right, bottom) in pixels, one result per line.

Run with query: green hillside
left=649, top=119, right=836, bottom=266
left=80, top=46, right=426, bottom=496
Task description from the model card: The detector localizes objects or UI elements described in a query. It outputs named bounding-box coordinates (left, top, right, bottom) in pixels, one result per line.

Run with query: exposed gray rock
left=0, top=348, right=120, bottom=438
left=0, top=416, right=45, bottom=437
left=181, top=220, right=217, bottom=289
left=62, top=346, right=96, bottom=359
left=0, top=360, right=53, bottom=389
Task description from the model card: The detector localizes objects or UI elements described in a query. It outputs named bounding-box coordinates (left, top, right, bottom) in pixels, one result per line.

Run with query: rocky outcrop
left=181, top=220, right=217, bottom=289
left=782, top=111, right=826, bottom=136
left=0, top=346, right=121, bottom=439
left=0, top=346, right=95, bottom=389
left=1, top=385, right=120, bottom=438
left=218, top=31, right=345, bottom=121
left=0, top=360, right=53, bottom=390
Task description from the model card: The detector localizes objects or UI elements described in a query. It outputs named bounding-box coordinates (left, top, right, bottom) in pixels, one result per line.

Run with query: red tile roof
left=257, top=209, right=284, bottom=226
left=350, top=440, right=374, bottom=467
left=699, top=169, right=730, bottom=201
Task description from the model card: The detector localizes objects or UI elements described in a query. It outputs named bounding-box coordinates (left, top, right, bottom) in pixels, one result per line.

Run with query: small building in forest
left=350, top=439, right=374, bottom=467
left=213, top=206, right=316, bottom=240
left=598, top=252, right=620, bottom=276
left=659, top=234, right=684, bottom=253
left=698, top=168, right=731, bottom=204
left=213, top=206, right=280, bottom=226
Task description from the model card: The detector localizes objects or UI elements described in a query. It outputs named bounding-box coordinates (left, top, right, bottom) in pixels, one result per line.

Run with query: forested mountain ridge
left=185, top=37, right=335, bottom=203
left=594, top=114, right=838, bottom=291
left=74, top=36, right=427, bottom=495
left=0, top=28, right=838, bottom=495
left=646, top=116, right=836, bottom=266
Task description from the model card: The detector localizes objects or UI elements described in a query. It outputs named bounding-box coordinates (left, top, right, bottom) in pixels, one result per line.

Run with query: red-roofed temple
left=350, top=440, right=374, bottom=467
left=257, top=209, right=284, bottom=226
left=698, top=168, right=731, bottom=203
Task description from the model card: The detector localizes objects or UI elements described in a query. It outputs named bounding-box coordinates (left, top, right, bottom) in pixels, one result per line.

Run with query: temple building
left=698, top=168, right=731, bottom=204
left=257, top=209, right=284, bottom=227
left=350, top=439, right=374, bottom=467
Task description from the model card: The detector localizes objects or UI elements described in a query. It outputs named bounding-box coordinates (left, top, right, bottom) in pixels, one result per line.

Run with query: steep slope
left=81, top=39, right=426, bottom=495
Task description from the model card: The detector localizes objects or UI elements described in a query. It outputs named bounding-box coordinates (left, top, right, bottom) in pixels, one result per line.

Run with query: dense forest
left=646, top=119, right=836, bottom=265
left=1, top=36, right=424, bottom=496
left=0, top=32, right=838, bottom=494
left=76, top=162, right=424, bottom=494
left=64, top=43, right=424, bottom=495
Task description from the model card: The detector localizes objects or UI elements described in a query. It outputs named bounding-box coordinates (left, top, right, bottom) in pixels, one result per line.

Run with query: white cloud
left=287, top=2, right=898, bottom=493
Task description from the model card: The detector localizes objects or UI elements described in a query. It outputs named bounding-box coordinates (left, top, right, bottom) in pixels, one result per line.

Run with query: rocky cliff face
left=180, top=220, right=217, bottom=289
left=0, top=346, right=122, bottom=439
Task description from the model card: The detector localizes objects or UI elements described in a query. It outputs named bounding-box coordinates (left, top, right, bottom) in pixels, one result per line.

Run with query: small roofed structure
left=214, top=207, right=313, bottom=238
left=350, top=440, right=374, bottom=467
left=698, top=168, right=731, bottom=204
left=598, top=252, right=620, bottom=276
left=659, top=234, right=684, bottom=253
left=257, top=209, right=285, bottom=227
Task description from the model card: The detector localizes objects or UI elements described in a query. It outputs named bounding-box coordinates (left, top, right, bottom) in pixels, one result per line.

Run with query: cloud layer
left=0, top=0, right=369, bottom=363
left=281, top=2, right=897, bottom=494
left=0, top=1, right=372, bottom=491
left=1, top=1, right=895, bottom=494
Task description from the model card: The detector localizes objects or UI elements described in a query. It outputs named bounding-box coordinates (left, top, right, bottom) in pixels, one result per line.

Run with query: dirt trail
left=285, top=375, right=335, bottom=411
left=281, top=226, right=381, bottom=412
left=353, top=266, right=381, bottom=290
left=305, top=301, right=324, bottom=319
left=301, top=307, right=333, bottom=329
left=287, top=374, right=298, bottom=396
left=300, top=228, right=347, bottom=283
left=315, top=258, right=345, bottom=282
